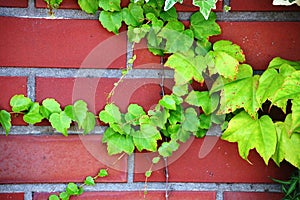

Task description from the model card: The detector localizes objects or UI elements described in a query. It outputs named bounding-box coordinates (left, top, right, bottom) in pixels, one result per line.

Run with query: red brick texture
left=0, top=193, right=24, bottom=200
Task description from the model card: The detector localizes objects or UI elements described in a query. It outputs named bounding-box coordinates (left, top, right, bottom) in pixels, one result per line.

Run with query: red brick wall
left=0, top=1, right=299, bottom=199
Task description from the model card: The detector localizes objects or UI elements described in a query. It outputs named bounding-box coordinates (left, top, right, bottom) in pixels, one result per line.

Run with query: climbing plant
left=0, top=0, right=300, bottom=199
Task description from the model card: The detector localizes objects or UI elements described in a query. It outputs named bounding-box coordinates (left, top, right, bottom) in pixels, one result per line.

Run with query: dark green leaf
left=10, top=94, right=32, bottom=112
left=199, top=113, right=212, bottom=129
left=159, top=7, right=177, bottom=21
left=64, top=105, right=75, bottom=120
left=99, top=11, right=122, bottom=34
left=0, top=110, right=11, bottom=135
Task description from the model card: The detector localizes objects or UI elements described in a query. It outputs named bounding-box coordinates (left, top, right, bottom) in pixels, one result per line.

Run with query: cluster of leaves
left=0, top=95, right=96, bottom=136
left=49, top=169, right=108, bottom=200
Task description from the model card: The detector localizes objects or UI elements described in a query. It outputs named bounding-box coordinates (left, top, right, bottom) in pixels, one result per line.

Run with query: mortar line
left=127, top=154, right=135, bottom=183
left=24, top=191, right=33, bottom=200
left=216, top=190, right=224, bottom=200
left=27, top=72, right=36, bottom=102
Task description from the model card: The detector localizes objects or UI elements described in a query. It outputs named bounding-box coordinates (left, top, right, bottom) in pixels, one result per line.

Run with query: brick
left=223, top=192, right=284, bottom=200
left=0, top=0, right=27, bottom=8
left=134, top=137, right=295, bottom=183
left=0, top=77, right=28, bottom=125
left=0, top=193, right=24, bottom=200
left=230, top=0, right=300, bottom=11
left=0, top=17, right=126, bottom=68
left=34, top=191, right=216, bottom=200
left=36, top=0, right=130, bottom=9
left=175, top=0, right=223, bottom=12
left=212, top=22, right=300, bottom=70
left=36, top=77, right=174, bottom=113
left=0, top=135, right=127, bottom=183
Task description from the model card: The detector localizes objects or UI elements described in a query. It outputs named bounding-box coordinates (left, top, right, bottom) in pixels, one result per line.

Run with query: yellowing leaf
left=222, top=111, right=277, bottom=165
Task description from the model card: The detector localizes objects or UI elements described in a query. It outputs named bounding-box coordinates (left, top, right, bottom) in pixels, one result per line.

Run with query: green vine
left=0, top=0, right=300, bottom=199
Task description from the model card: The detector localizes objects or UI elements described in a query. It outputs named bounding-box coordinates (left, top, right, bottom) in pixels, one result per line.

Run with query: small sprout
left=145, top=170, right=152, bottom=178
left=152, top=156, right=160, bottom=164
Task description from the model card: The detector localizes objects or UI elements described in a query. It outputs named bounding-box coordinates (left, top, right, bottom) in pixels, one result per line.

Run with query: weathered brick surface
left=223, top=192, right=284, bottom=200
left=230, top=0, right=300, bottom=11
left=0, top=193, right=24, bottom=200
left=0, top=135, right=127, bottom=183
left=0, top=0, right=27, bottom=8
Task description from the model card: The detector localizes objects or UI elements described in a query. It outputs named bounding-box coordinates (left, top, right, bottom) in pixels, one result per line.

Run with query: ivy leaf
left=99, top=11, right=122, bottom=34
left=268, top=57, right=300, bottom=70
left=195, top=39, right=212, bottom=56
left=216, top=74, right=260, bottom=119
left=182, top=108, right=200, bottom=133
left=152, top=156, right=160, bottom=164
left=99, top=103, right=122, bottom=124
left=172, top=83, right=188, bottom=97
left=66, top=183, right=80, bottom=195
left=199, top=113, right=212, bottom=129
left=98, top=169, right=108, bottom=177
left=23, top=102, right=44, bottom=124
left=44, top=0, right=63, bottom=8
left=78, top=0, right=99, bottom=14
left=82, top=112, right=96, bottom=134
left=49, top=195, right=60, bottom=200
left=10, top=94, right=33, bottom=112
left=84, top=176, right=95, bottom=186
left=122, top=3, right=144, bottom=27
left=127, top=24, right=150, bottom=43
left=159, top=7, right=178, bottom=21
left=102, top=127, right=135, bottom=155
left=212, top=40, right=245, bottom=63
left=185, top=91, right=219, bottom=115
left=149, top=106, right=169, bottom=129
left=99, top=0, right=121, bottom=11
left=222, top=111, right=277, bottom=165
left=64, top=105, right=75, bottom=121
left=73, top=100, right=88, bottom=129
left=165, top=53, right=206, bottom=85
left=49, top=111, right=72, bottom=136
left=145, top=170, right=152, bottom=178
left=132, top=125, right=161, bottom=152
left=190, top=12, right=221, bottom=40
left=193, top=0, right=217, bottom=20
left=159, top=95, right=177, bottom=110
left=168, top=104, right=184, bottom=125
left=291, top=99, right=300, bottom=134
left=168, top=124, right=190, bottom=142
left=40, top=98, right=61, bottom=119
left=125, top=104, right=146, bottom=125
left=164, top=0, right=182, bottom=11
left=158, top=140, right=179, bottom=157
left=272, top=116, right=300, bottom=168
left=59, top=192, right=69, bottom=200
left=0, top=110, right=11, bottom=135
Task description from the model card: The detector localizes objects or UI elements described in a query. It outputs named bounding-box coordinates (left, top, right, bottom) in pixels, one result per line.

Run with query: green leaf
left=165, top=53, right=206, bottom=85
left=145, top=170, right=152, bottom=177
left=0, top=110, right=11, bottom=135
left=222, top=111, right=277, bottom=165
left=66, top=183, right=79, bottom=195
left=158, top=140, right=179, bottom=157
left=73, top=100, right=88, bottom=129
left=40, top=98, right=62, bottom=119
left=78, top=0, right=99, bottom=14
left=149, top=106, right=169, bottom=129
left=195, top=39, right=212, bottom=56
left=99, top=103, right=122, bottom=124
left=182, top=107, right=200, bottom=132
left=268, top=57, right=300, bottom=70
left=193, top=0, right=217, bottom=20
left=99, top=0, right=121, bottom=11
left=291, top=99, right=300, bottom=134
left=44, top=0, right=63, bottom=8
left=152, top=156, right=160, bottom=164
left=190, top=12, right=221, bottom=40
left=213, top=40, right=245, bottom=63
left=125, top=104, right=146, bottom=125
left=272, top=116, right=300, bottom=168
left=128, top=24, right=150, bottom=43
left=169, top=124, right=191, bottom=143
left=159, top=95, right=177, bottom=110
left=98, top=169, right=108, bottom=177
left=164, top=0, right=181, bottom=11
left=49, top=195, right=60, bottom=200
left=82, top=112, right=96, bottom=134
left=59, top=192, right=69, bottom=200
left=10, top=94, right=33, bottom=112
left=64, top=105, right=75, bottom=120
left=217, top=75, right=260, bottom=119
left=99, top=11, right=122, bottom=34
left=49, top=111, right=72, bottom=136
left=172, top=84, right=188, bottom=97
left=159, top=7, right=177, bottom=21
left=84, top=176, right=95, bottom=186
left=23, top=102, right=44, bottom=124
left=185, top=91, right=219, bottom=115
left=122, top=3, right=144, bottom=27
left=102, top=128, right=135, bottom=155
left=199, top=113, right=212, bottom=129
left=168, top=104, right=184, bottom=125
left=132, top=119, right=162, bottom=152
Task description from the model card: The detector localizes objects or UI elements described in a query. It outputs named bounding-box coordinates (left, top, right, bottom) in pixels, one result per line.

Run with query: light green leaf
left=213, top=40, right=245, bottom=63
left=145, top=170, right=152, bottom=177
left=185, top=91, right=219, bottom=115
left=66, top=183, right=80, bottom=195
left=169, top=124, right=190, bottom=142
left=99, top=0, right=121, bottom=11
left=78, top=0, right=99, bottom=14
left=84, top=176, right=95, bottom=186
left=172, top=84, right=188, bottom=97
left=98, top=169, right=108, bottom=177
left=291, top=99, right=300, bottom=134
left=23, top=102, right=44, bottom=124
left=222, top=111, right=277, bottom=165
left=182, top=107, right=200, bottom=133
left=49, top=195, right=60, bottom=200
left=193, top=0, right=217, bottom=20
left=40, top=98, right=61, bottom=119
left=59, top=192, right=69, bottom=200
left=218, top=75, right=260, bottom=119
left=159, top=95, right=177, bottom=110
left=122, top=3, right=144, bottom=27
left=99, top=11, right=122, bottom=34
left=82, top=112, right=96, bottom=134
left=125, top=104, right=146, bottom=125
left=149, top=106, right=169, bottom=129
left=195, top=39, right=212, bottom=56
left=127, top=24, right=150, bottom=43
left=0, top=110, right=11, bottom=135
left=165, top=53, right=206, bottom=85
left=268, top=57, right=300, bottom=70
left=152, top=156, right=160, bottom=164
left=10, top=94, right=33, bottom=112
left=49, top=111, right=72, bottom=136
left=73, top=100, right=88, bottom=129
left=190, top=12, right=221, bottom=40
left=102, top=128, right=135, bottom=155
left=158, top=140, right=179, bottom=157
left=272, top=116, right=300, bottom=169
left=168, top=105, right=184, bottom=124
left=100, top=103, right=122, bottom=124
